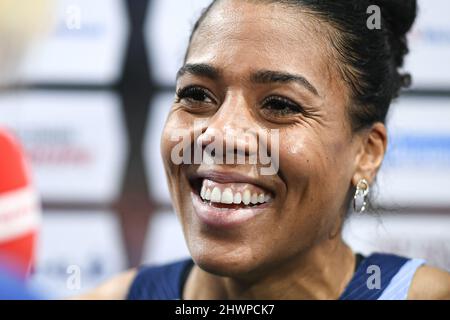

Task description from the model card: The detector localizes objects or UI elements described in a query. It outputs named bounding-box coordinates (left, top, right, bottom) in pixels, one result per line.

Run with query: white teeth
left=210, top=187, right=222, bottom=203
left=198, top=181, right=272, bottom=205
left=242, top=190, right=251, bottom=205
left=233, top=192, right=242, bottom=204
left=258, top=194, right=265, bottom=203
left=204, top=188, right=211, bottom=201
left=200, top=185, right=206, bottom=199
left=221, top=188, right=233, bottom=204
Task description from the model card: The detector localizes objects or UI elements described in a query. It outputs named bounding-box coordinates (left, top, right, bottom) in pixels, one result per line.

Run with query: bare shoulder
left=408, top=265, right=450, bottom=300
left=70, top=268, right=137, bottom=300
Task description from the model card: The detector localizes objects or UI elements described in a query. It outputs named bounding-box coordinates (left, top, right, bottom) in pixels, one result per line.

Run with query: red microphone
left=0, top=128, right=40, bottom=279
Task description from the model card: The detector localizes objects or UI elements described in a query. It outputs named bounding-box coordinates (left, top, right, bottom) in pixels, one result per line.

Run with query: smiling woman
left=80, top=0, right=450, bottom=300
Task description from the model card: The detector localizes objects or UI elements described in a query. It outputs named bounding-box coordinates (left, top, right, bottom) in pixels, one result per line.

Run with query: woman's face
left=161, top=0, right=361, bottom=277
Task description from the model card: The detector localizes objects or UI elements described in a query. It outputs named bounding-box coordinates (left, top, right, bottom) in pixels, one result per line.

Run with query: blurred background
left=0, top=0, right=449, bottom=298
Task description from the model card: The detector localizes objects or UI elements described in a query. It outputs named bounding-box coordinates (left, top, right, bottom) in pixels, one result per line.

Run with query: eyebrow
left=176, top=63, right=221, bottom=81
left=251, top=70, right=319, bottom=96
left=176, top=63, right=319, bottom=96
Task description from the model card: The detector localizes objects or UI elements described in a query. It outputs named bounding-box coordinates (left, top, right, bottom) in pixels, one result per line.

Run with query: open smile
left=188, top=170, right=275, bottom=228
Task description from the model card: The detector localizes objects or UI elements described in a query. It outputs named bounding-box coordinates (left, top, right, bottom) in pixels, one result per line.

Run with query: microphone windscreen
left=0, top=128, right=40, bottom=279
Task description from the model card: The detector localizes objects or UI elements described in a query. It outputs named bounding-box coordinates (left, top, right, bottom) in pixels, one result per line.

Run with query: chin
left=187, top=236, right=267, bottom=277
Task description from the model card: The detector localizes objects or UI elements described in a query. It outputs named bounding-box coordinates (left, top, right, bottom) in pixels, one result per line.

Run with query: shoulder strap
left=339, top=253, right=412, bottom=300
left=377, top=258, right=425, bottom=300
left=127, top=259, right=194, bottom=300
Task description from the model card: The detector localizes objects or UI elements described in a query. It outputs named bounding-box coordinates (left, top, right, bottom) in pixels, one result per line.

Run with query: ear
left=352, top=122, right=387, bottom=186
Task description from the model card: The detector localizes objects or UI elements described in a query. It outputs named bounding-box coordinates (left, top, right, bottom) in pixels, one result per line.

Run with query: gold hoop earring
left=353, top=179, right=369, bottom=213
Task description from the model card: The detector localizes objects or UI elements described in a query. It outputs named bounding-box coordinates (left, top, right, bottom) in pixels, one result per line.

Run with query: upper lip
left=188, top=169, right=275, bottom=195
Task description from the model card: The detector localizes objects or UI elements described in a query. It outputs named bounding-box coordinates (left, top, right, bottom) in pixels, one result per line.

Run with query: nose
left=196, top=92, right=258, bottom=159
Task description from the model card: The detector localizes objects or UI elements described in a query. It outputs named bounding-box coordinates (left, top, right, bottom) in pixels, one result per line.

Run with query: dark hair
left=183, top=0, right=417, bottom=132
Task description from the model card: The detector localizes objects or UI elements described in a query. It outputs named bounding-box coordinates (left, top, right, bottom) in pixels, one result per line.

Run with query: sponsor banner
left=141, top=210, right=189, bottom=266
left=28, top=210, right=127, bottom=298
left=406, top=0, right=450, bottom=89
left=0, top=90, right=128, bottom=204
left=144, top=0, right=212, bottom=85
left=143, top=93, right=173, bottom=204
left=19, top=0, right=129, bottom=85
left=377, top=96, right=450, bottom=207
left=344, top=213, right=450, bottom=271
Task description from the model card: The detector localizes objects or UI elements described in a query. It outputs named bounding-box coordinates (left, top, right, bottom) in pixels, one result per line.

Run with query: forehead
left=186, top=0, right=334, bottom=88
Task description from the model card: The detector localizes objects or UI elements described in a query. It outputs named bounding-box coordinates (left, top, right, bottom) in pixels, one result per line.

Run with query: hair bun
left=375, top=0, right=417, bottom=36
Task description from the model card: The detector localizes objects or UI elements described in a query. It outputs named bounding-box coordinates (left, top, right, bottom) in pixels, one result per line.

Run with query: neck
left=184, top=236, right=356, bottom=300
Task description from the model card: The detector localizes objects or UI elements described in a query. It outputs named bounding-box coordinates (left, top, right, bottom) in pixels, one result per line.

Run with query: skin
left=162, top=0, right=381, bottom=299
left=78, top=0, right=450, bottom=300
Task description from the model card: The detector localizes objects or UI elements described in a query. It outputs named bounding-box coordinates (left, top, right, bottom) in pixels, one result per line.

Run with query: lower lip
left=191, top=191, right=270, bottom=228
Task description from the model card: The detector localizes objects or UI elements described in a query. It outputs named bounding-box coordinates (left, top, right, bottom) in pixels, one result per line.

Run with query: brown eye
left=262, top=96, right=303, bottom=116
left=176, top=86, right=215, bottom=105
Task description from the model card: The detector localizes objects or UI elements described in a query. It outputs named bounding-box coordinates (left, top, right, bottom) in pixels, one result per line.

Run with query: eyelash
left=261, top=96, right=303, bottom=116
left=175, top=85, right=303, bottom=116
left=175, top=86, right=215, bottom=105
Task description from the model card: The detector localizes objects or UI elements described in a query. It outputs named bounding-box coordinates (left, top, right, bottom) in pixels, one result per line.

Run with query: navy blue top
left=127, top=259, right=193, bottom=300
left=127, top=253, right=422, bottom=300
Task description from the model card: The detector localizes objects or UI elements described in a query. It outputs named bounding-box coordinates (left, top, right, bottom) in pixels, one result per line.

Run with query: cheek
left=279, top=130, right=328, bottom=183
left=160, top=110, right=195, bottom=172
left=277, top=128, right=353, bottom=235
left=160, top=111, right=194, bottom=209
left=160, top=122, right=176, bottom=171
left=160, top=110, right=198, bottom=218
left=277, top=133, right=325, bottom=230
left=280, top=126, right=352, bottom=189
